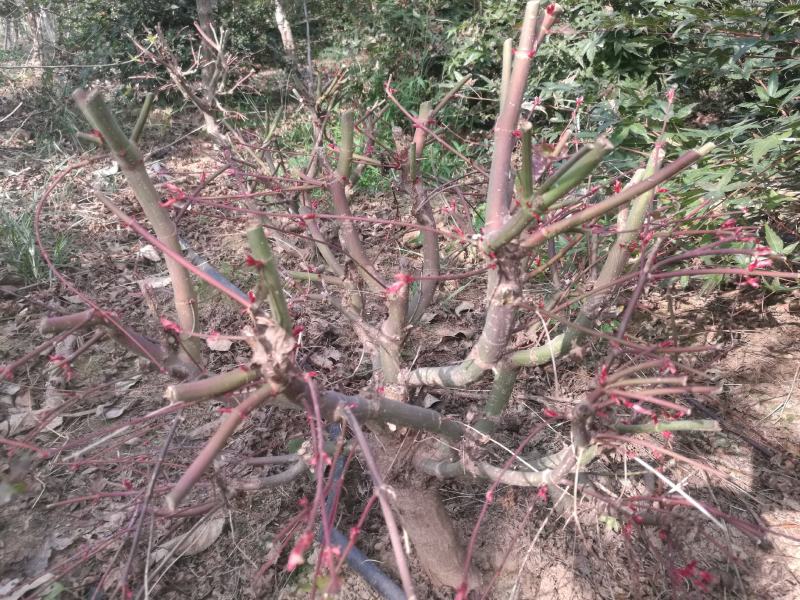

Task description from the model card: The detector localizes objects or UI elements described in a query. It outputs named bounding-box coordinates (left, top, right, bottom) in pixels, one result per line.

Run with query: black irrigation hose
left=180, top=247, right=406, bottom=598
left=325, top=524, right=406, bottom=600
left=179, top=238, right=250, bottom=304
left=321, top=424, right=406, bottom=600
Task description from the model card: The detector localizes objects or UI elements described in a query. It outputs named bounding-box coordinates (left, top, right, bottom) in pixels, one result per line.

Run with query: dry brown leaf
left=0, top=381, right=21, bottom=398
left=206, top=336, right=233, bottom=352
left=401, top=230, right=423, bottom=248
left=423, top=393, right=442, bottom=409
left=0, top=411, right=38, bottom=437
left=103, top=403, right=130, bottom=419
left=0, top=572, right=55, bottom=600
left=137, top=244, right=162, bottom=262
left=114, top=376, right=142, bottom=396
left=430, top=323, right=476, bottom=346
left=151, top=515, right=225, bottom=564
left=454, top=300, right=475, bottom=316
left=309, top=347, right=342, bottom=370
left=17, top=388, right=33, bottom=411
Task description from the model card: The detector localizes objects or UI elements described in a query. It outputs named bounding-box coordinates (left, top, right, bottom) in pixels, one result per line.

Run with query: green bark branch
left=246, top=225, right=292, bottom=333
left=488, top=138, right=613, bottom=251
left=130, top=91, right=155, bottom=144
left=73, top=88, right=202, bottom=367
left=613, top=419, right=721, bottom=434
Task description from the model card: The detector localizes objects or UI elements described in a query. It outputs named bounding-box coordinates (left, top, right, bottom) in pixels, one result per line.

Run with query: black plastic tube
left=322, top=424, right=406, bottom=600
left=179, top=238, right=250, bottom=304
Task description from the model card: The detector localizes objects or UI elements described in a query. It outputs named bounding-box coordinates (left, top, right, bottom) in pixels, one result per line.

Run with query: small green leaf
left=752, top=134, right=783, bottom=166
left=472, top=202, right=486, bottom=230
left=699, top=274, right=724, bottom=295
left=767, top=72, right=780, bottom=98
left=628, top=123, right=649, bottom=138
left=599, top=514, right=621, bottom=533
left=754, top=86, right=771, bottom=102
left=44, top=583, right=66, bottom=600
left=765, top=277, right=792, bottom=293
left=780, top=83, right=800, bottom=108
left=672, top=104, right=696, bottom=120
left=783, top=242, right=798, bottom=256
left=610, top=126, right=630, bottom=146
left=286, top=437, right=304, bottom=454
left=764, top=224, right=784, bottom=254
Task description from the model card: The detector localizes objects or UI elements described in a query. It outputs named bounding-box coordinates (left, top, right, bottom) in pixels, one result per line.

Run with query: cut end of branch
left=597, top=135, right=615, bottom=151
left=72, top=87, right=103, bottom=114
left=71, top=87, right=90, bottom=106
left=697, top=142, right=716, bottom=156
left=163, top=386, right=178, bottom=404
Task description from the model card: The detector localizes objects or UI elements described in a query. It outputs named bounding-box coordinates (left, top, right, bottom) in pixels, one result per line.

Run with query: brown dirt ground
left=2, top=84, right=799, bottom=600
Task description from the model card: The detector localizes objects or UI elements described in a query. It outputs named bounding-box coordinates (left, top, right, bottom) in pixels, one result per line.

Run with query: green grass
left=0, top=210, right=71, bottom=284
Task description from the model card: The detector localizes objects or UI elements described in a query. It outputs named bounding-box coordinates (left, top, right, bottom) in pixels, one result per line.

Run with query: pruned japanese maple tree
left=9, top=1, right=799, bottom=597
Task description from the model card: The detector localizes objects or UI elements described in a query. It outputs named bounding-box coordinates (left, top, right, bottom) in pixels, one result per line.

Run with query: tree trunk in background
left=38, top=8, right=55, bottom=62
left=24, top=6, right=55, bottom=87
left=274, top=0, right=295, bottom=59
left=3, top=19, right=12, bottom=50
left=301, top=0, right=314, bottom=88
left=24, top=14, right=40, bottom=64
left=196, top=0, right=222, bottom=139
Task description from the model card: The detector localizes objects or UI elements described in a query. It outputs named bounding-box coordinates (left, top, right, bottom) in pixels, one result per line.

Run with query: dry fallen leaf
left=17, top=388, right=33, bottom=411
left=26, top=538, right=53, bottom=577
left=309, top=347, right=342, bottom=370
left=103, top=403, right=130, bottom=419
left=141, top=275, right=173, bottom=289
left=0, top=572, right=55, bottom=600
left=430, top=323, right=476, bottom=347
left=115, top=376, right=142, bottom=396
left=401, top=230, right=423, bottom=248
left=206, top=336, right=233, bottom=352
left=423, top=393, right=442, bottom=409
left=454, top=301, right=475, bottom=317
left=137, top=244, right=162, bottom=262
left=151, top=515, right=225, bottom=564
left=95, top=161, right=119, bottom=177
left=0, top=410, right=62, bottom=437
left=0, top=381, right=21, bottom=397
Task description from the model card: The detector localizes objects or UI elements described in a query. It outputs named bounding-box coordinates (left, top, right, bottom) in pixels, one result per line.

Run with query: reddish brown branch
left=165, top=384, right=278, bottom=510
left=2, top=312, right=93, bottom=381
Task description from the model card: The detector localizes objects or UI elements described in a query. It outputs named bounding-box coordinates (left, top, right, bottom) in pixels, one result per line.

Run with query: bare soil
left=1, top=89, right=799, bottom=599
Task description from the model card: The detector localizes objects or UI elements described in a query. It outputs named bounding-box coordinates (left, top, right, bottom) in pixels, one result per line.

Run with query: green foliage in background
left=5, top=0, right=797, bottom=243
left=311, top=0, right=798, bottom=237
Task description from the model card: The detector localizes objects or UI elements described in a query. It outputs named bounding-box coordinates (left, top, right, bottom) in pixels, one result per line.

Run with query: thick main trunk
left=392, top=484, right=481, bottom=591
left=374, top=436, right=481, bottom=592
